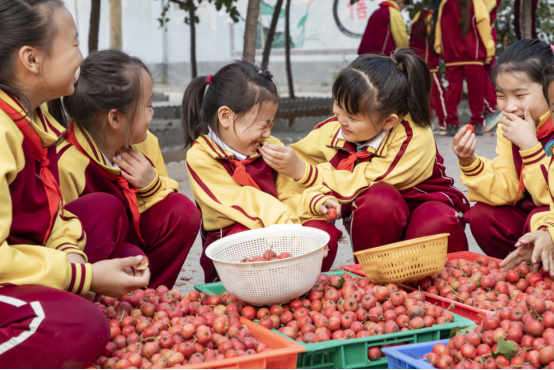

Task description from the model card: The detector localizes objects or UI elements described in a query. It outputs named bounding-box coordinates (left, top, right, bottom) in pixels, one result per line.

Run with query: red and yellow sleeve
left=530, top=161, right=554, bottom=243
left=0, top=113, right=91, bottom=295
left=473, top=0, right=495, bottom=62
left=186, top=146, right=301, bottom=232
left=460, top=124, right=522, bottom=206
left=389, top=7, right=409, bottom=49
left=294, top=121, right=435, bottom=202
left=520, top=143, right=550, bottom=206
left=434, top=0, right=448, bottom=55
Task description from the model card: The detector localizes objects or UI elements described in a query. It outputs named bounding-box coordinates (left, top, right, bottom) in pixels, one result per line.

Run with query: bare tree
left=285, top=0, right=295, bottom=98
left=109, top=0, right=122, bottom=50
left=88, top=0, right=101, bottom=53
left=243, top=0, right=261, bottom=63
left=260, top=0, right=284, bottom=71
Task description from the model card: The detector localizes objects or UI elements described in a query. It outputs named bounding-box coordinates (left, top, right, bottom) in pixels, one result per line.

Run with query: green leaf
left=492, top=337, right=518, bottom=359
left=330, top=277, right=346, bottom=289
left=449, top=325, right=477, bottom=338
left=297, top=15, right=307, bottom=28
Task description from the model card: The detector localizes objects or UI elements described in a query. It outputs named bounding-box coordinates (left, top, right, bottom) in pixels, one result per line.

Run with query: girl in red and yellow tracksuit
left=435, top=0, right=495, bottom=132
left=453, top=40, right=554, bottom=260
left=183, top=61, right=342, bottom=283
left=262, top=49, right=470, bottom=260
left=0, top=2, right=148, bottom=367
left=56, top=50, right=201, bottom=289
left=410, top=1, right=447, bottom=130
left=483, top=0, right=501, bottom=114
left=358, top=0, right=409, bottom=55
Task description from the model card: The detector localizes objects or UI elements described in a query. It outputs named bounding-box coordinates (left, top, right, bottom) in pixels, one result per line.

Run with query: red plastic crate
left=341, top=251, right=503, bottom=324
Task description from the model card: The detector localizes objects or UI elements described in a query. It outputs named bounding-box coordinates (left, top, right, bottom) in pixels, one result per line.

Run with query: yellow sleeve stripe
left=299, top=164, right=320, bottom=187
left=521, top=146, right=546, bottom=166
left=462, top=159, right=485, bottom=176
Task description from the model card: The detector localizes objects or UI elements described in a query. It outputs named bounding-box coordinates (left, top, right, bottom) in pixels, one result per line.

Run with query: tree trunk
left=188, top=0, right=197, bottom=78
left=285, top=0, right=295, bottom=99
left=521, top=0, right=532, bottom=39
left=261, top=0, right=284, bottom=71
left=243, top=0, right=261, bottom=63
left=109, top=0, right=122, bottom=50
left=88, top=0, right=101, bottom=53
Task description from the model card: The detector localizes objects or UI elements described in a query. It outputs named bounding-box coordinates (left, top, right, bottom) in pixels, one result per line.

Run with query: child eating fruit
left=453, top=39, right=554, bottom=260
left=182, top=61, right=342, bottom=283
left=260, top=48, right=469, bottom=259
left=500, top=59, right=554, bottom=276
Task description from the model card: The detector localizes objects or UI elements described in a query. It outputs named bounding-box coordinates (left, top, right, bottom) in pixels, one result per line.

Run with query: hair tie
left=206, top=75, right=213, bottom=85
left=390, top=54, right=404, bottom=72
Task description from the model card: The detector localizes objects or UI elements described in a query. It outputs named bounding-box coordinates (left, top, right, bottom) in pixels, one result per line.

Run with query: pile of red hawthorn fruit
left=240, top=249, right=292, bottom=263
left=92, top=273, right=458, bottom=368
left=422, top=298, right=554, bottom=369
left=407, top=256, right=554, bottom=313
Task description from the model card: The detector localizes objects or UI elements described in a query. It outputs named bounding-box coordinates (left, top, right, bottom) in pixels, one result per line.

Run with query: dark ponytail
left=543, top=62, right=554, bottom=104
left=427, top=0, right=441, bottom=48
left=181, top=60, right=279, bottom=149
left=332, top=48, right=432, bottom=127
left=492, top=39, right=553, bottom=86
left=63, top=50, right=150, bottom=151
left=459, top=0, right=471, bottom=39
left=0, top=0, right=64, bottom=118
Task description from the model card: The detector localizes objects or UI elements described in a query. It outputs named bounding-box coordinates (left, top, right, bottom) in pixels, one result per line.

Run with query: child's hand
left=319, top=199, right=341, bottom=220
left=499, top=108, right=539, bottom=151
left=91, top=256, right=151, bottom=298
left=512, top=230, right=554, bottom=276
left=452, top=127, right=477, bottom=167
left=260, top=143, right=306, bottom=181
left=114, top=148, right=156, bottom=189
left=500, top=244, right=535, bottom=272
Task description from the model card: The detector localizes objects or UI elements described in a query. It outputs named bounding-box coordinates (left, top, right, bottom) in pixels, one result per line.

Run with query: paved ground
left=171, top=132, right=500, bottom=293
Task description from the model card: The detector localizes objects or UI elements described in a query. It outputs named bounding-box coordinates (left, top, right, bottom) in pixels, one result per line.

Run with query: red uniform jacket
left=358, top=1, right=409, bottom=55
left=410, top=9, right=441, bottom=70
left=434, top=0, right=495, bottom=65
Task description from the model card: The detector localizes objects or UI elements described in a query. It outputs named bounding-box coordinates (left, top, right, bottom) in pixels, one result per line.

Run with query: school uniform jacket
left=186, top=135, right=334, bottom=232
left=0, top=91, right=90, bottom=296
left=460, top=111, right=552, bottom=207
left=410, top=9, right=441, bottom=70
left=290, top=116, right=469, bottom=213
left=358, top=1, right=409, bottom=56
left=530, top=159, right=554, bottom=242
left=434, top=0, right=495, bottom=65
left=57, top=124, right=178, bottom=213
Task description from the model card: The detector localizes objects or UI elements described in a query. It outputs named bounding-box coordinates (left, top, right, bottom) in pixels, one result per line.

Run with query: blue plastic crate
left=381, top=339, right=449, bottom=369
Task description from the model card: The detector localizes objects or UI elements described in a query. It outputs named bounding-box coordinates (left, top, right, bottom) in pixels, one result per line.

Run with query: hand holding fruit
left=319, top=198, right=341, bottom=222
left=513, top=230, right=554, bottom=276
left=260, top=143, right=306, bottom=181
left=91, top=255, right=151, bottom=298
left=499, top=107, right=539, bottom=151
left=114, top=148, right=156, bottom=189
left=500, top=243, right=536, bottom=272
left=452, top=127, right=477, bottom=167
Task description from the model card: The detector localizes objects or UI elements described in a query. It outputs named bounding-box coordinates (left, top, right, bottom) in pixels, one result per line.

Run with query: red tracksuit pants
left=445, top=64, right=485, bottom=127
left=200, top=221, right=343, bottom=283
left=70, top=192, right=201, bottom=289
left=431, top=71, right=448, bottom=128
left=343, top=183, right=468, bottom=263
left=483, top=63, right=497, bottom=113
left=466, top=201, right=549, bottom=260
left=0, top=193, right=123, bottom=368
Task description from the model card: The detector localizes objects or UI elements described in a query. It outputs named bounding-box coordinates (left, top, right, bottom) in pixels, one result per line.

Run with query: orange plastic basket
left=352, top=233, right=449, bottom=284
left=182, top=317, right=305, bottom=369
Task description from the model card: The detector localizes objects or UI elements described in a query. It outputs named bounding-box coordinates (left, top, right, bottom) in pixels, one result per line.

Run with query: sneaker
left=474, top=124, right=483, bottom=136
left=447, top=125, right=458, bottom=137
left=439, top=126, right=447, bottom=136
left=483, top=110, right=502, bottom=133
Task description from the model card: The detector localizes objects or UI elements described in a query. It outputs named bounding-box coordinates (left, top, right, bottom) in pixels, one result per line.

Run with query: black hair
left=332, top=48, right=432, bottom=127
left=63, top=50, right=151, bottom=151
left=543, top=62, right=554, bottom=105
left=459, top=0, right=471, bottom=39
left=0, top=0, right=64, bottom=118
left=181, top=60, right=279, bottom=149
left=492, top=39, right=553, bottom=87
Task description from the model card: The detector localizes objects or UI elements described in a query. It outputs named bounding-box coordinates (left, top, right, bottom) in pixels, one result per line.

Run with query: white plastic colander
left=204, top=225, right=330, bottom=306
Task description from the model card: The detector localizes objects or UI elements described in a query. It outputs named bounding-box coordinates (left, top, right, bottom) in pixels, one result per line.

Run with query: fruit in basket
left=240, top=250, right=294, bottom=262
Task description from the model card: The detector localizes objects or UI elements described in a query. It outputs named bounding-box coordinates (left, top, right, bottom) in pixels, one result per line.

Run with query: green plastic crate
left=194, top=272, right=474, bottom=369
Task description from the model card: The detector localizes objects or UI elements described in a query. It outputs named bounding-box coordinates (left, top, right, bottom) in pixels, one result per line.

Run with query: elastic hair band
left=390, top=54, right=404, bottom=72
left=206, top=75, right=213, bottom=85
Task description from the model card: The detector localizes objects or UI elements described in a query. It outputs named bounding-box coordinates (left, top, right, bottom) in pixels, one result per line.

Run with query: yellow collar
left=0, top=89, right=65, bottom=148
left=536, top=110, right=552, bottom=132
left=193, top=134, right=263, bottom=160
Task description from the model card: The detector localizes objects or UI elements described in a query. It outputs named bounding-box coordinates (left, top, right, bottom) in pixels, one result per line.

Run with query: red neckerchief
left=0, top=96, right=63, bottom=244
left=65, top=122, right=144, bottom=242
left=336, top=151, right=373, bottom=172
left=227, top=157, right=262, bottom=191
left=514, top=117, right=554, bottom=205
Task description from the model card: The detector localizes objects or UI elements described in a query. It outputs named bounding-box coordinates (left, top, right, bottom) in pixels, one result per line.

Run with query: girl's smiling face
left=332, top=101, right=398, bottom=142
left=495, top=71, right=549, bottom=125
left=219, top=101, right=277, bottom=157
